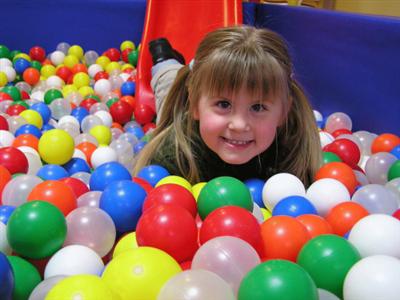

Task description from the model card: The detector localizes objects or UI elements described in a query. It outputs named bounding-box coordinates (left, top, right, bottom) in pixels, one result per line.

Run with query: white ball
left=348, top=214, right=400, bottom=258
left=88, top=64, right=103, bottom=78
left=94, top=79, right=111, bottom=97
left=46, top=75, right=64, bottom=88
left=91, top=146, right=118, bottom=169
left=324, top=112, right=352, bottom=134
left=17, top=145, right=40, bottom=157
left=72, top=148, right=87, bottom=161
left=319, top=131, right=335, bottom=148
left=30, top=90, right=45, bottom=102
left=50, top=51, right=65, bottom=66
left=262, top=173, right=305, bottom=211
left=44, top=245, right=104, bottom=279
left=1, top=66, right=16, bottom=82
left=343, top=255, right=400, bottom=300
left=58, top=115, right=80, bottom=128
left=94, top=110, right=113, bottom=127
left=0, top=130, right=15, bottom=147
left=0, top=222, right=12, bottom=255
left=306, top=178, right=350, bottom=216
left=25, top=151, right=43, bottom=175
left=0, top=58, right=12, bottom=68
left=313, top=110, right=323, bottom=122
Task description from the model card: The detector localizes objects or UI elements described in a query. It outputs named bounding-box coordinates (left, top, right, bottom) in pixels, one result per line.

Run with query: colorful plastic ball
left=0, top=146, right=28, bottom=174
left=133, top=140, right=147, bottom=154
left=72, top=72, right=90, bottom=88
left=90, top=146, right=118, bottom=169
left=191, top=182, right=206, bottom=201
left=323, top=138, right=360, bottom=168
left=113, top=232, right=138, bottom=258
left=325, top=201, right=369, bottom=236
left=68, top=45, right=84, bottom=59
left=38, top=129, right=74, bottom=165
left=155, top=175, right=192, bottom=192
left=36, top=164, right=68, bottom=180
left=13, top=57, right=31, bottom=74
left=390, top=144, right=400, bottom=159
left=352, top=184, right=398, bottom=214
left=244, top=178, right=265, bottom=208
left=110, top=100, right=133, bottom=125
left=2, top=85, right=21, bottom=101
left=365, top=152, right=397, bottom=184
left=120, top=81, right=135, bottom=96
left=41, top=123, right=55, bottom=132
left=0, top=205, right=15, bottom=224
left=297, top=234, right=361, bottom=298
left=126, top=125, right=144, bottom=140
left=348, top=214, right=400, bottom=258
left=63, top=55, right=79, bottom=69
left=62, top=157, right=91, bottom=175
left=40, top=64, right=56, bottom=78
left=70, top=106, right=89, bottom=125
left=272, top=195, right=318, bottom=217
left=120, top=40, right=135, bottom=51
left=7, top=255, right=41, bottom=300
left=6, top=103, right=26, bottom=116
left=0, top=71, right=8, bottom=87
left=102, top=247, right=181, bottom=300
left=44, top=245, right=104, bottom=278
left=143, top=183, right=197, bottom=217
left=322, top=151, right=342, bottom=165
left=343, top=255, right=400, bottom=300
left=137, top=165, right=170, bottom=187
left=89, top=161, right=131, bottom=191
left=27, top=180, right=77, bottom=216
left=15, top=124, right=41, bottom=139
left=30, top=102, right=51, bottom=124
left=89, top=124, right=112, bottom=145
left=6, top=200, right=66, bottom=258
left=134, top=103, right=155, bottom=125
left=0, top=45, right=10, bottom=58
left=197, top=176, right=253, bottom=220
left=44, top=88, right=63, bottom=105
left=388, top=159, right=400, bottom=181
left=315, top=161, right=358, bottom=194
left=99, top=180, right=145, bottom=232
left=324, top=112, right=352, bottom=134
left=371, top=133, right=400, bottom=154
left=238, top=259, right=318, bottom=300
left=262, top=173, right=306, bottom=211
left=0, top=115, right=8, bottom=131
left=0, top=252, right=13, bottom=299
left=29, top=46, right=46, bottom=62
left=261, top=215, right=311, bottom=261
left=22, top=67, right=40, bottom=85
left=306, top=178, right=350, bottom=216
left=136, top=204, right=198, bottom=262
left=297, top=214, right=333, bottom=238
left=199, top=205, right=263, bottom=256
left=19, top=109, right=43, bottom=129
left=128, top=49, right=139, bottom=66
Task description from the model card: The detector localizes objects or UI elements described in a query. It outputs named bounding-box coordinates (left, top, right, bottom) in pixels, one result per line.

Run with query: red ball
left=132, top=177, right=153, bottom=194
left=94, top=71, right=109, bottom=81
left=79, top=98, right=98, bottom=111
left=199, top=205, right=263, bottom=256
left=315, top=161, right=358, bottom=194
left=331, top=128, right=352, bottom=138
left=143, top=122, right=156, bottom=133
left=121, top=48, right=133, bottom=63
left=0, top=92, right=13, bottom=102
left=120, top=95, right=135, bottom=109
left=6, top=104, right=26, bottom=116
left=23, top=68, right=41, bottom=86
left=20, top=90, right=30, bottom=100
left=59, top=177, right=89, bottom=198
left=393, top=209, right=400, bottom=221
left=136, top=204, right=199, bottom=262
left=104, top=48, right=121, bottom=62
left=143, top=183, right=197, bottom=218
left=134, top=103, right=155, bottom=125
left=71, top=63, right=88, bottom=75
left=110, top=100, right=133, bottom=125
left=371, top=133, right=400, bottom=154
left=56, top=66, right=73, bottom=83
left=323, top=138, right=360, bottom=168
left=325, top=201, right=369, bottom=236
left=0, top=147, right=29, bottom=174
left=29, top=46, right=46, bottom=62
left=0, top=115, right=9, bottom=130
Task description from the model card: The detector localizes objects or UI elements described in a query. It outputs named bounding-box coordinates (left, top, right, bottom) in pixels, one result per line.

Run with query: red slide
left=135, top=0, right=243, bottom=111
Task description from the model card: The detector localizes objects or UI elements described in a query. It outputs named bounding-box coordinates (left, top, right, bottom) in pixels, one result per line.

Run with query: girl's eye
left=216, top=100, right=231, bottom=109
left=251, top=103, right=268, bottom=112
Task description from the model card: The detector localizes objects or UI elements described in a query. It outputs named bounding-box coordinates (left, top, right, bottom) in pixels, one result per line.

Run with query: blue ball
left=137, top=164, right=170, bottom=187
left=63, top=158, right=91, bottom=175
left=31, top=102, right=51, bottom=124
left=41, top=123, right=55, bottom=132
left=126, top=126, right=144, bottom=140
left=15, top=124, right=42, bottom=138
left=133, top=140, right=147, bottom=154
left=71, top=107, right=89, bottom=125
left=13, top=58, right=31, bottom=74
left=0, top=205, right=16, bottom=225
left=36, top=164, right=69, bottom=180
left=272, top=195, right=318, bottom=217
left=0, top=252, right=13, bottom=299
left=390, top=145, right=400, bottom=159
left=100, top=180, right=146, bottom=232
left=89, top=162, right=132, bottom=191
left=244, top=178, right=265, bottom=208
left=120, top=81, right=135, bottom=96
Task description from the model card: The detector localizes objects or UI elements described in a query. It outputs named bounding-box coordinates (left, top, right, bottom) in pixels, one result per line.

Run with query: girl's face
left=193, top=87, right=284, bottom=165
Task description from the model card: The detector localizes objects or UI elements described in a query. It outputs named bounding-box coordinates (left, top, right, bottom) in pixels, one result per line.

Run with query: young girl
left=134, top=26, right=321, bottom=186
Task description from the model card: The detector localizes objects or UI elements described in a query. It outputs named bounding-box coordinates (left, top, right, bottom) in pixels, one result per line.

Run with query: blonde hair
left=133, top=26, right=321, bottom=186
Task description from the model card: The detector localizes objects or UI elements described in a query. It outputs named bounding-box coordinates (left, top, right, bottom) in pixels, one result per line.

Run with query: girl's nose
left=228, top=113, right=250, bottom=131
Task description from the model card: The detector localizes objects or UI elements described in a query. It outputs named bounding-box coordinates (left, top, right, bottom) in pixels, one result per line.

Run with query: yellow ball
left=68, top=45, right=84, bottom=60
left=120, top=40, right=135, bottom=51
left=121, top=63, right=134, bottom=71
left=79, top=86, right=95, bottom=98
left=73, top=72, right=90, bottom=88
left=64, top=55, right=79, bottom=68
left=89, top=125, right=112, bottom=145
left=40, top=65, right=56, bottom=78
left=155, top=175, right=192, bottom=192
left=192, top=182, right=207, bottom=202
left=105, top=61, right=121, bottom=74
left=102, top=247, right=181, bottom=300
left=38, top=129, right=75, bottom=165
left=13, top=53, right=31, bottom=62
left=113, top=232, right=138, bottom=258
left=46, top=275, right=114, bottom=300
left=19, top=109, right=43, bottom=129
left=261, top=208, right=272, bottom=221
left=0, top=71, right=8, bottom=87
left=96, top=56, right=111, bottom=69
left=62, top=84, right=78, bottom=97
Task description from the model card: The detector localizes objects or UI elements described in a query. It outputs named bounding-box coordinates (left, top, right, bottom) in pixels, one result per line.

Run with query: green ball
left=1, top=86, right=22, bottom=101
left=388, top=160, right=400, bottom=181
left=44, top=88, right=63, bottom=105
left=0, top=45, right=10, bottom=59
left=7, top=256, right=41, bottom=300
left=322, top=151, right=342, bottom=164
left=6, top=201, right=67, bottom=259
left=238, top=259, right=318, bottom=300
left=31, top=60, right=42, bottom=71
left=128, top=49, right=139, bottom=66
left=106, top=97, right=119, bottom=108
left=297, top=234, right=361, bottom=298
left=197, top=176, right=253, bottom=220
left=13, top=100, right=29, bottom=109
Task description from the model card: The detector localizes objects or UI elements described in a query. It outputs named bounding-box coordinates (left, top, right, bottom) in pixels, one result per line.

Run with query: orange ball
left=371, top=133, right=400, bottom=154
left=22, top=67, right=41, bottom=85
left=296, top=214, right=333, bottom=238
left=27, top=180, right=77, bottom=216
left=111, top=122, right=124, bottom=131
left=76, top=142, right=97, bottom=166
left=325, top=201, right=369, bottom=236
left=315, top=161, right=358, bottom=194
left=12, top=134, right=39, bottom=151
left=71, top=63, right=88, bottom=74
left=260, top=215, right=311, bottom=262
left=0, top=165, right=12, bottom=204
left=120, top=95, right=136, bottom=109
